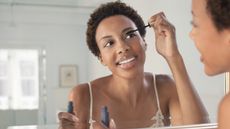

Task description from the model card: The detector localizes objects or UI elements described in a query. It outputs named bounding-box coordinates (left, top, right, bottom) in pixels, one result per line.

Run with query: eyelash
left=103, top=30, right=137, bottom=48
left=104, top=40, right=114, bottom=48
left=126, top=31, right=137, bottom=39
left=190, top=21, right=198, bottom=28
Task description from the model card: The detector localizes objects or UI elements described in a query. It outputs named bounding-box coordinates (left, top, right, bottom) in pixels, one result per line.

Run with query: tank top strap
left=151, top=74, right=165, bottom=127
left=153, top=74, right=161, bottom=111
left=88, top=82, right=94, bottom=129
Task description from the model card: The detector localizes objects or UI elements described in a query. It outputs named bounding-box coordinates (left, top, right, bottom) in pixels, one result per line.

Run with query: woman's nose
left=117, top=43, right=130, bottom=54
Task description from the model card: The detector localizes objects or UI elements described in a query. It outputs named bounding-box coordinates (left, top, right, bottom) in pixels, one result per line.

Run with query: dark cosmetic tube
left=101, top=106, right=110, bottom=128
left=67, top=101, right=73, bottom=113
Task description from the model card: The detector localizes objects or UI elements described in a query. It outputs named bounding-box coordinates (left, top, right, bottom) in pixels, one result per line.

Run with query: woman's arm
left=167, top=54, right=209, bottom=125
left=148, top=12, right=209, bottom=125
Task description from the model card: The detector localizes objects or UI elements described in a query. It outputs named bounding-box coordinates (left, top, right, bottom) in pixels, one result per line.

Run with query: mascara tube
left=101, top=106, right=110, bottom=128
left=67, top=101, right=73, bottom=113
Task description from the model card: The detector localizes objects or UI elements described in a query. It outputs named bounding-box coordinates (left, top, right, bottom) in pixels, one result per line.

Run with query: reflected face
left=95, top=15, right=146, bottom=78
left=190, top=0, right=230, bottom=75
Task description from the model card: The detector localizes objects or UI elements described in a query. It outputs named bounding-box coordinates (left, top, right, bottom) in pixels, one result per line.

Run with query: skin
left=58, top=12, right=209, bottom=129
left=190, top=0, right=230, bottom=129
left=190, top=0, right=230, bottom=76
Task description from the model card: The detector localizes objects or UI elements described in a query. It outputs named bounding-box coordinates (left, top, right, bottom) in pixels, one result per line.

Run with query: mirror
left=225, top=72, right=230, bottom=93
left=0, top=0, right=228, bottom=129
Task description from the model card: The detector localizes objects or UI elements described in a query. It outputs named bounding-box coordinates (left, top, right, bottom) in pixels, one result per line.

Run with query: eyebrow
left=98, top=35, right=112, bottom=42
left=122, top=27, right=135, bottom=33
left=98, top=27, right=135, bottom=42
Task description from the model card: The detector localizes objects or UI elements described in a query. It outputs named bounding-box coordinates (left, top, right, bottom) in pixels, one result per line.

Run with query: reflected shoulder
left=156, top=74, right=175, bottom=87
left=219, top=93, right=230, bottom=112
left=218, top=93, right=230, bottom=129
left=72, top=83, right=90, bottom=97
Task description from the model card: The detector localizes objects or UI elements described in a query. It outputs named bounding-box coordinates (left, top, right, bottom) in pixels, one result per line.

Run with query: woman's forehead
left=99, top=15, right=136, bottom=29
left=96, top=15, right=136, bottom=35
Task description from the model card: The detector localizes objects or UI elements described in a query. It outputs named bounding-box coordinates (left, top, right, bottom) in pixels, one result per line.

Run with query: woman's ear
left=144, top=43, right=147, bottom=50
left=143, top=41, right=147, bottom=51
left=227, top=30, right=230, bottom=45
left=98, top=55, right=106, bottom=66
left=223, top=29, right=230, bottom=45
left=142, top=38, right=147, bottom=51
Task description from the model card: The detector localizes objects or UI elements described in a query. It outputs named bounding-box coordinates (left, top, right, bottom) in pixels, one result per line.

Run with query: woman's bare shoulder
left=155, top=74, right=177, bottom=97
left=156, top=74, right=175, bottom=86
left=71, top=83, right=89, bottom=97
left=219, top=93, right=230, bottom=111
left=218, top=93, right=230, bottom=128
left=70, top=75, right=112, bottom=100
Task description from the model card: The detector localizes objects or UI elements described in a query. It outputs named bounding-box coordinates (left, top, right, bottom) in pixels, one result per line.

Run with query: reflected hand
left=93, top=119, right=116, bottom=129
left=58, top=112, right=116, bottom=129
left=58, top=112, right=79, bottom=129
left=148, top=12, right=180, bottom=60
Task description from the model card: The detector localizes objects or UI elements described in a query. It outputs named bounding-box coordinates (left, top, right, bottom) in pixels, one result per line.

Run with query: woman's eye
left=104, top=40, right=114, bottom=48
left=125, top=31, right=137, bottom=39
left=190, top=21, right=198, bottom=28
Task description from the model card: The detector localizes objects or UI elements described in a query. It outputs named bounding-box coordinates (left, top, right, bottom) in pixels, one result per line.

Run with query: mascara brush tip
left=145, top=23, right=151, bottom=28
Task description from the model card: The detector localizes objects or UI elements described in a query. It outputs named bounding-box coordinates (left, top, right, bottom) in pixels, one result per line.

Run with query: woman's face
left=190, top=0, right=230, bottom=75
left=95, top=15, right=146, bottom=78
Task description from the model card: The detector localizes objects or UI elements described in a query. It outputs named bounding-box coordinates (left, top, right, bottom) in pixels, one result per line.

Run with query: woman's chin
left=204, top=67, right=223, bottom=76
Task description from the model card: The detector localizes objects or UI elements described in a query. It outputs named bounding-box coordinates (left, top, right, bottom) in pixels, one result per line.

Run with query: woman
left=189, top=0, right=230, bottom=129
left=58, top=1, right=208, bottom=129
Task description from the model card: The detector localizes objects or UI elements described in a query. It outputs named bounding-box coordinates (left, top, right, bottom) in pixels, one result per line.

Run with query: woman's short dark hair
left=86, top=1, right=146, bottom=57
left=206, top=0, right=230, bottom=31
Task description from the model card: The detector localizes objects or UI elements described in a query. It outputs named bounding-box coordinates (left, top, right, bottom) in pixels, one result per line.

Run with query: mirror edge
left=225, top=72, right=230, bottom=94
left=137, top=123, right=217, bottom=129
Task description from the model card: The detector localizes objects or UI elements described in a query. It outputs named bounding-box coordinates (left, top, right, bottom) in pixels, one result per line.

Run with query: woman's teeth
left=119, top=57, right=135, bottom=65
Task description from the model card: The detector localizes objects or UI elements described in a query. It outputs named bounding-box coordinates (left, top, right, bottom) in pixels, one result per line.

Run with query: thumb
left=58, top=112, right=79, bottom=122
left=109, top=118, right=116, bottom=129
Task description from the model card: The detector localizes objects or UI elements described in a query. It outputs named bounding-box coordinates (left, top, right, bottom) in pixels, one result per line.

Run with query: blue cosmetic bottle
left=101, top=106, right=110, bottom=128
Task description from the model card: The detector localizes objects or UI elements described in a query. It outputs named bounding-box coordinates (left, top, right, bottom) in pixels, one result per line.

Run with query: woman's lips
left=116, top=56, right=136, bottom=69
left=117, top=57, right=135, bottom=65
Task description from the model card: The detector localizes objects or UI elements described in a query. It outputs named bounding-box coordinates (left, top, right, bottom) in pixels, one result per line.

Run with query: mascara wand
left=144, top=23, right=151, bottom=28
left=129, top=23, right=151, bottom=34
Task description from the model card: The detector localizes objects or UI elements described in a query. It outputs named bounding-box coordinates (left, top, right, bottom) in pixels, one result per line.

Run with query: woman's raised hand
left=148, top=12, right=180, bottom=60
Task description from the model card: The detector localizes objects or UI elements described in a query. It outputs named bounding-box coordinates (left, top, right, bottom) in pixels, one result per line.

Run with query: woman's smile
left=116, top=56, right=137, bottom=69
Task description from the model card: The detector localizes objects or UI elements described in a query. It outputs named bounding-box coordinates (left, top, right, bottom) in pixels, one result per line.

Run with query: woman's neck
left=108, top=73, right=149, bottom=108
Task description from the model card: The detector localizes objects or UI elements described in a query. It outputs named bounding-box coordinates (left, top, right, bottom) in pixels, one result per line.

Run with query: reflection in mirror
left=6, top=123, right=219, bottom=129
left=0, top=0, right=226, bottom=129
